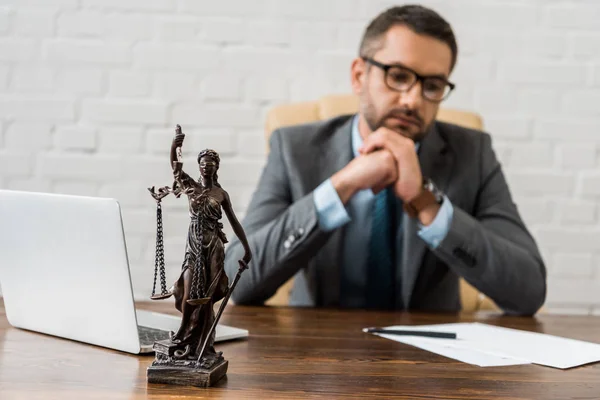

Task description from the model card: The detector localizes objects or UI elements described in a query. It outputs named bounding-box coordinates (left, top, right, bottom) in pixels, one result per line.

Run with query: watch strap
left=403, top=178, right=442, bottom=218
left=403, top=189, right=437, bottom=218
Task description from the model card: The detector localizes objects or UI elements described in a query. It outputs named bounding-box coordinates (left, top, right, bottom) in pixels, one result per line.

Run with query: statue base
left=147, top=339, right=228, bottom=388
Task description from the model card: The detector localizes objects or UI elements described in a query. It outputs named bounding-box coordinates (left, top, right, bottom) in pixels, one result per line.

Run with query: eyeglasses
left=362, top=57, right=455, bottom=102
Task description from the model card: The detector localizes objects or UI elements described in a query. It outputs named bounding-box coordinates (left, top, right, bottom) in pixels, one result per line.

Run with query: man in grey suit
left=225, top=5, right=546, bottom=315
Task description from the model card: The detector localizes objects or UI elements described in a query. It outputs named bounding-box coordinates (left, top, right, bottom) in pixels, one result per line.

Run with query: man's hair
left=359, top=5, right=458, bottom=70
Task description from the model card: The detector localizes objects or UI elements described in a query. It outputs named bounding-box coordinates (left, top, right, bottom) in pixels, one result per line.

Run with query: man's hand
left=359, top=127, right=423, bottom=203
left=331, top=149, right=398, bottom=204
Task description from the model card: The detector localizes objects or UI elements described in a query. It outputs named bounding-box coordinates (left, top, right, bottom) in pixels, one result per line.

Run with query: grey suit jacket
left=224, top=115, right=547, bottom=315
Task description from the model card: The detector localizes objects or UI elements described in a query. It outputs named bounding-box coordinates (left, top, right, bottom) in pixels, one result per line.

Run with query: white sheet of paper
left=374, top=323, right=600, bottom=369
left=376, top=332, right=530, bottom=367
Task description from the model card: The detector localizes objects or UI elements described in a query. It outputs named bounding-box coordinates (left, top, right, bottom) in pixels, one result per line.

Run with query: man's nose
left=399, top=80, right=423, bottom=110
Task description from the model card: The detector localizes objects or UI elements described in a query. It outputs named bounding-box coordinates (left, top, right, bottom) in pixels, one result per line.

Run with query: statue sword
left=195, top=259, right=249, bottom=367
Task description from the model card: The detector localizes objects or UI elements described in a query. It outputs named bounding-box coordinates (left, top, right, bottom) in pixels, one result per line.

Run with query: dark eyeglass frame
left=362, top=57, right=455, bottom=102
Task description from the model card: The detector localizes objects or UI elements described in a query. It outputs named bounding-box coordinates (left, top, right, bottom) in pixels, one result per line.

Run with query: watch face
left=425, top=179, right=444, bottom=203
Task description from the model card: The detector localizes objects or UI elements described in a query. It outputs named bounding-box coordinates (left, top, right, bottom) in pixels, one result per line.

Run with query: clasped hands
left=331, top=127, right=440, bottom=225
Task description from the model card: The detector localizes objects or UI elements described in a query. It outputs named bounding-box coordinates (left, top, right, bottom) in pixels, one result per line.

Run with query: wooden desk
left=1, top=301, right=600, bottom=400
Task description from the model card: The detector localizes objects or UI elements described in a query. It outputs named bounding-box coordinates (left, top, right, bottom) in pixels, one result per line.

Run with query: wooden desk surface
left=1, top=301, right=600, bottom=400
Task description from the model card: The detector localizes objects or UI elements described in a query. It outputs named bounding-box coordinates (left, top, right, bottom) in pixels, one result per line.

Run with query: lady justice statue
left=146, top=125, right=252, bottom=387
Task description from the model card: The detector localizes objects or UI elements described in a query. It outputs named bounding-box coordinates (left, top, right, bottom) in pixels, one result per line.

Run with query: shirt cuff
left=417, top=195, right=454, bottom=249
left=313, top=178, right=351, bottom=232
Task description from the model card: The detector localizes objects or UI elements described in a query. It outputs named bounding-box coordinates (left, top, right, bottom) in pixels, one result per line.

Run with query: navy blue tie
left=366, top=187, right=396, bottom=309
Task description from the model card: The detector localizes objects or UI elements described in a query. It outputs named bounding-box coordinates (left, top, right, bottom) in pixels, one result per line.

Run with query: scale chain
left=152, top=201, right=168, bottom=297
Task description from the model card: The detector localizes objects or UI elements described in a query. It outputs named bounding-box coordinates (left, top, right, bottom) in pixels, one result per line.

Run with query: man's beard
left=362, top=99, right=429, bottom=143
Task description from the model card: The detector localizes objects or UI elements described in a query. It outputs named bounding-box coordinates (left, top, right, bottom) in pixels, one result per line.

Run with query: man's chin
left=385, top=122, right=422, bottom=141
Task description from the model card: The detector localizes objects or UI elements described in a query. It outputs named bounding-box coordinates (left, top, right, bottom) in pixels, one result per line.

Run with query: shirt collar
left=351, top=114, right=362, bottom=158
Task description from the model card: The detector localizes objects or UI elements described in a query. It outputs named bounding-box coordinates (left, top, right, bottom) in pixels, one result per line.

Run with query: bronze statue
left=146, top=125, right=252, bottom=387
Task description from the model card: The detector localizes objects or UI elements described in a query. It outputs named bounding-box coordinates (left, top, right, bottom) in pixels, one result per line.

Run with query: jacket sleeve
left=431, top=133, right=547, bottom=316
left=224, top=129, right=335, bottom=305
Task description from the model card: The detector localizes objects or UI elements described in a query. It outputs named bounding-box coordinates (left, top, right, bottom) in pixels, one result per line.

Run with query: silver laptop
left=0, top=189, right=248, bottom=354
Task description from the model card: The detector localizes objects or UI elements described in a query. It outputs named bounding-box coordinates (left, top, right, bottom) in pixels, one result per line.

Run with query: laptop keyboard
left=138, top=325, right=170, bottom=346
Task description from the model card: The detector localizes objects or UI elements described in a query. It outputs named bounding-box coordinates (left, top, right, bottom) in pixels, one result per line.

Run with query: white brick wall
left=0, top=0, right=599, bottom=314
left=5, top=122, right=53, bottom=151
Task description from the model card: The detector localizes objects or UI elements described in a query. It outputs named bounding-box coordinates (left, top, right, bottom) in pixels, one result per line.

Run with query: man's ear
left=350, top=57, right=367, bottom=95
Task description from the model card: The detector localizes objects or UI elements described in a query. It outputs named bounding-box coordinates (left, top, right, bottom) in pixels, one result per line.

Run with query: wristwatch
left=403, top=178, right=444, bottom=218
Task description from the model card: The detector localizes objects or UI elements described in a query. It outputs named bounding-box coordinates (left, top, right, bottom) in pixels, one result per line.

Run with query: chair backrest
left=263, top=94, right=496, bottom=312
left=264, top=94, right=484, bottom=149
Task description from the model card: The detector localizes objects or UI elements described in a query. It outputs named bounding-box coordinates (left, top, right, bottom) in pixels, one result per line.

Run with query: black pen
left=363, top=327, right=457, bottom=339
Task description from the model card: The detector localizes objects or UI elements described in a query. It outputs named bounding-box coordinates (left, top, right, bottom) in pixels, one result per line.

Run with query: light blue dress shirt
left=312, top=115, right=454, bottom=307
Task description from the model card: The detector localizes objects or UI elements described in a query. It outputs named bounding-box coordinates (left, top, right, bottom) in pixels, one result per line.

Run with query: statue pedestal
left=147, top=339, right=228, bottom=388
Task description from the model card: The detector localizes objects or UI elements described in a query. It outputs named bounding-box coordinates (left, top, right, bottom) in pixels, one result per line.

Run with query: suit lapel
left=319, top=117, right=355, bottom=177
left=401, top=122, right=453, bottom=308
left=316, top=116, right=354, bottom=306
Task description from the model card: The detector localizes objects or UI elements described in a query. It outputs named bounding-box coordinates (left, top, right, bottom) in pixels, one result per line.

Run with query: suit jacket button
left=453, top=247, right=476, bottom=267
